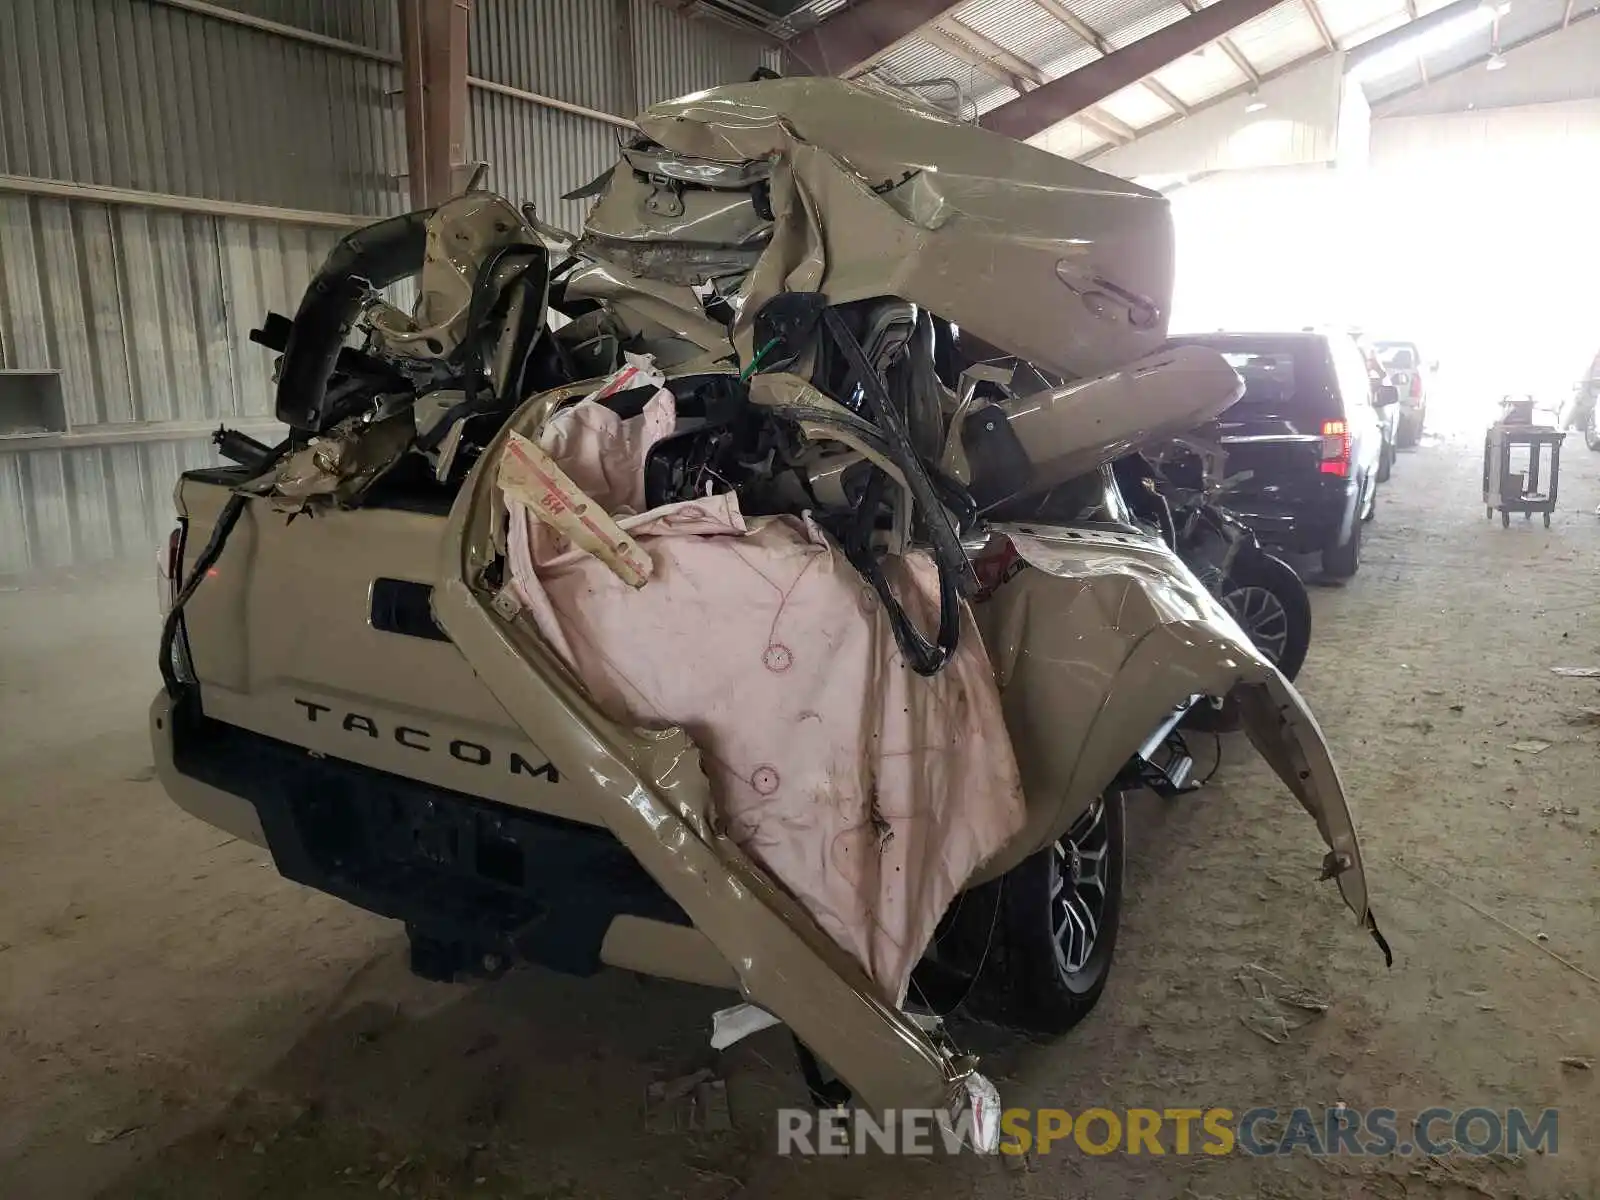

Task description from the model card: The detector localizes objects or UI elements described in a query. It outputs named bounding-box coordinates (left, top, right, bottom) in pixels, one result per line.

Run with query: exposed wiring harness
left=818, top=307, right=976, bottom=677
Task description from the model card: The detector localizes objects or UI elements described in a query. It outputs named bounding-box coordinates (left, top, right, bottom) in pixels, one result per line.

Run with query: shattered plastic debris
left=1236, top=963, right=1329, bottom=1044
left=1508, top=740, right=1551, bottom=754
left=86, top=1124, right=142, bottom=1145
left=709, top=1003, right=782, bottom=1050
left=944, top=1071, right=1002, bottom=1154
left=645, top=1069, right=733, bottom=1134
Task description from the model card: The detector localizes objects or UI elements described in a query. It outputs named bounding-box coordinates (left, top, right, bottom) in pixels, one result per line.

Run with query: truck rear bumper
left=150, top=689, right=738, bottom=991
left=152, top=692, right=269, bottom=848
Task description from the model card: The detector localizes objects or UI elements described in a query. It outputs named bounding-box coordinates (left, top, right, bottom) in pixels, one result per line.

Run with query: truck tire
left=921, top=791, right=1126, bottom=1036
left=1376, top=439, right=1393, bottom=483
left=1322, top=517, right=1362, bottom=579
left=1218, top=553, right=1311, bottom=682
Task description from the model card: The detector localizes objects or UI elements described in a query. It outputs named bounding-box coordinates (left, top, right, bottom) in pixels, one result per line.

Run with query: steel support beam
left=1032, top=0, right=1191, bottom=115
left=1178, top=0, right=1261, bottom=85
left=1303, top=0, right=1336, bottom=50
left=400, top=0, right=473, bottom=208
left=614, top=0, right=640, bottom=117
left=1075, top=109, right=1135, bottom=144
left=929, top=15, right=1136, bottom=139
left=932, top=17, right=1049, bottom=88
left=1346, top=0, right=1484, bottom=69
left=982, top=0, right=1284, bottom=140
left=1079, top=45, right=1323, bottom=161
left=786, top=0, right=964, bottom=75
left=0, top=172, right=367, bottom=227
left=1371, top=7, right=1600, bottom=108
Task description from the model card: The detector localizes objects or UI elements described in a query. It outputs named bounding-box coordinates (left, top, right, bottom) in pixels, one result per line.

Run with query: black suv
left=1168, top=331, right=1397, bottom=578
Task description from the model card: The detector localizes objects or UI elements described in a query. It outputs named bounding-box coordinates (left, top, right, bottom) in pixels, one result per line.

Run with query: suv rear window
left=1374, top=341, right=1418, bottom=369
left=1221, top=350, right=1297, bottom=408
left=1169, top=334, right=1336, bottom=426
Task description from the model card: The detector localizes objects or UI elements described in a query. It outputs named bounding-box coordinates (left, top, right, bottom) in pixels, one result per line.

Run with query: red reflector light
left=1319, top=419, right=1350, bottom=477
left=160, top=525, right=186, bottom=616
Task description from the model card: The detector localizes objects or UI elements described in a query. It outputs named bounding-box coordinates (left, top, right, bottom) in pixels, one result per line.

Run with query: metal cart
left=1484, top=400, right=1566, bottom=528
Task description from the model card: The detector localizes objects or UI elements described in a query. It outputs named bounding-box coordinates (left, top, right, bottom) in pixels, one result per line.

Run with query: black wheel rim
left=1050, top=798, right=1109, bottom=975
left=1221, top=584, right=1290, bottom=666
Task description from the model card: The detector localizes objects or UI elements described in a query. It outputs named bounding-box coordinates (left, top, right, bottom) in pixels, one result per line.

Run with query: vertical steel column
left=614, top=0, right=640, bottom=119
left=399, top=0, right=472, bottom=208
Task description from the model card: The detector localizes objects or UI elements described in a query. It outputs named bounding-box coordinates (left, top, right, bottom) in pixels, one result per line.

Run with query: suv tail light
left=158, top=523, right=186, bottom=616
left=1409, top=373, right=1422, bottom=400
left=1319, top=419, right=1350, bottom=477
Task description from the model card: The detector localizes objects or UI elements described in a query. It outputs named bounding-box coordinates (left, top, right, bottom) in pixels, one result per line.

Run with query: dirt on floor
left=1, top=430, right=1597, bottom=1200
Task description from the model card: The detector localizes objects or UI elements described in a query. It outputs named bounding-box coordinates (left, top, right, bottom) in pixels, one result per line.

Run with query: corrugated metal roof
left=780, top=0, right=1588, bottom=154
left=1366, top=0, right=1574, bottom=100
left=1104, top=0, right=1193, bottom=45
left=0, top=0, right=405, bottom=216
left=1150, top=40, right=1253, bottom=102
left=953, top=0, right=1093, bottom=69
left=1030, top=117, right=1113, bottom=157
left=1034, top=40, right=1106, bottom=82
left=1098, top=78, right=1186, bottom=126
left=1074, top=0, right=1185, bottom=39
left=1323, top=0, right=1412, bottom=42
left=773, top=0, right=849, bottom=35
left=1228, top=3, right=1326, bottom=72
left=866, top=38, right=1019, bottom=116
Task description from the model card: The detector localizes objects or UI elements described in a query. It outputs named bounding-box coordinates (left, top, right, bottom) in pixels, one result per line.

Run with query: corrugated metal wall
left=630, top=0, right=776, bottom=109
left=0, top=0, right=406, bottom=215
left=208, top=0, right=400, bottom=54
left=467, top=0, right=773, bottom=229
left=0, top=189, right=343, bottom=572
left=0, top=0, right=402, bottom=577
left=0, top=193, right=342, bottom=425
left=0, top=0, right=771, bottom=576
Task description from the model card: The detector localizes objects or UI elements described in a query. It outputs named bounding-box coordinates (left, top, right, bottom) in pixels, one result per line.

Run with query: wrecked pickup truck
left=152, top=77, right=1386, bottom=1146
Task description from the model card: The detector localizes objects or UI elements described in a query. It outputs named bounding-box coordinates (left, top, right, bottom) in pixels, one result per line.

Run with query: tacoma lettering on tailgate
left=293, top=699, right=561, bottom=782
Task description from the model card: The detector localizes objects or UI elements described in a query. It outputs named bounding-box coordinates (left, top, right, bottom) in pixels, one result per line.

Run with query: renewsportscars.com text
left=776, top=1106, right=1560, bottom=1157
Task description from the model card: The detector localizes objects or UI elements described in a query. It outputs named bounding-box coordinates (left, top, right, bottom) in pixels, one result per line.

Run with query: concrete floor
left=2, top=433, right=1597, bottom=1199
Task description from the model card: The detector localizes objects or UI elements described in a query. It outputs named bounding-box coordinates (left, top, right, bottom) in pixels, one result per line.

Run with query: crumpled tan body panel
left=970, top=524, right=1368, bottom=919
left=426, top=378, right=1373, bottom=1115
left=583, top=77, right=1174, bottom=381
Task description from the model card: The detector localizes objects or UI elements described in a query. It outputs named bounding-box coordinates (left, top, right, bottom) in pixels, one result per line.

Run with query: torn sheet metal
left=498, top=389, right=1026, bottom=1004
left=239, top=410, right=413, bottom=516
left=367, top=192, right=537, bottom=362
left=973, top=522, right=1380, bottom=950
